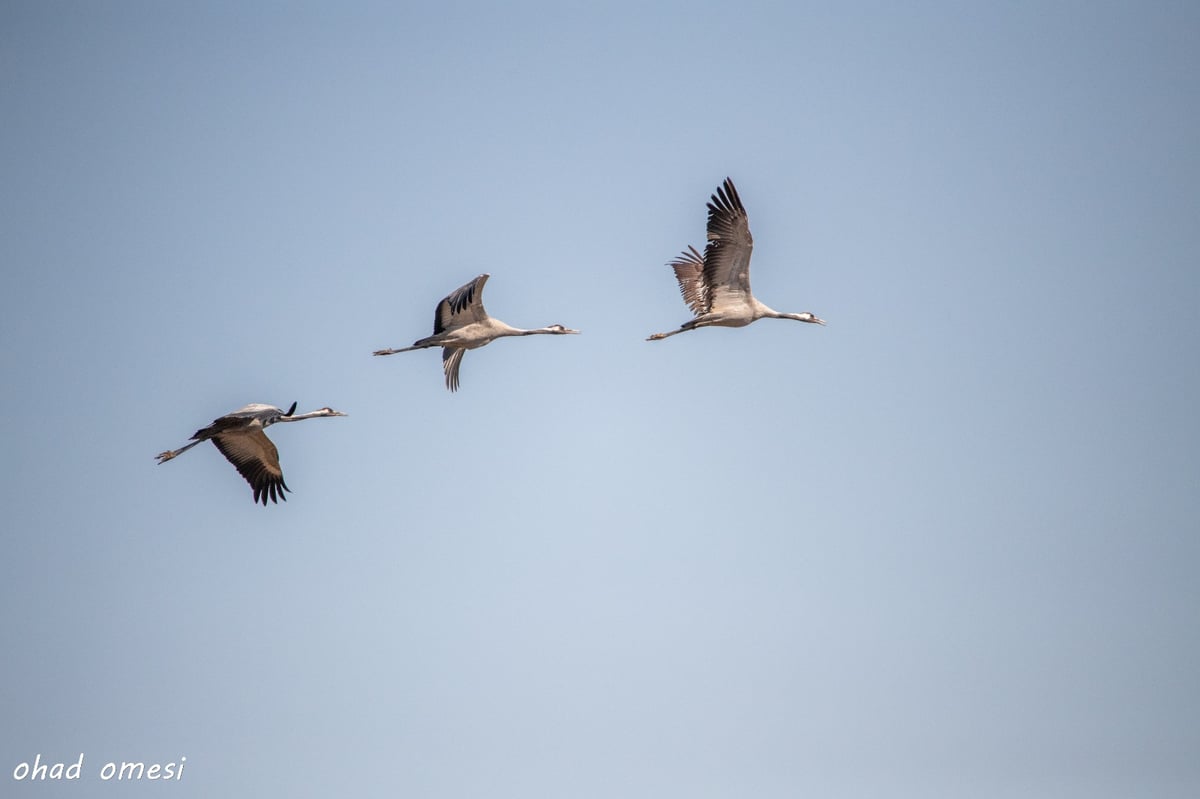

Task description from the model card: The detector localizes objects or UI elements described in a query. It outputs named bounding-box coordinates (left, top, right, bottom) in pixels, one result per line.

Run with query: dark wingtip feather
left=254, top=478, right=291, bottom=506
left=705, top=177, right=750, bottom=246
left=722, top=177, right=742, bottom=209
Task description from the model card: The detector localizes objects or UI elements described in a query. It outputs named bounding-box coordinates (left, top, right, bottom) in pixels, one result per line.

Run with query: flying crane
left=373, top=273, right=579, bottom=391
left=648, top=177, right=826, bottom=340
left=156, top=402, right=347, bottom=505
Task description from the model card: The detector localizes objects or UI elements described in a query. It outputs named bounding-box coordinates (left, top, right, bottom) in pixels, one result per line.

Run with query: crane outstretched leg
left=155, top=439, right=204, bottom=464
left=373, top=337, right=441, bottom=356
left=646, top=319, right=700, bottom=341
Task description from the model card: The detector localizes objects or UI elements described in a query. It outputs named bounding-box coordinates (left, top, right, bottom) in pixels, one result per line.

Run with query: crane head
left=782, top=312, right=826, bottom=326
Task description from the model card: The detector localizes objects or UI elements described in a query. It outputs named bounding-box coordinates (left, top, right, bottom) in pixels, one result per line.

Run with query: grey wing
left=190, top=413, right=250, bottom=441
left=189, top=404, right=285, bottom=440
left=211, top=430, right=290, bottom=505
left=703, top=177, right=754, bottom=308
left=668, top=245, right=709, bottom=315
left=442, top=347, right=466, bottom=392
left=434, top=274, right=490, bottom=334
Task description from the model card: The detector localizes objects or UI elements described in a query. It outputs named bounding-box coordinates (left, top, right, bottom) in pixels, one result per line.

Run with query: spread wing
left=190, top=413, right=253, bottom=441
left=668, top=245, right=708, bottom=315
left=190, top=404, right=286, bottom=440
left=703, top=177, right=754, bottom=311
left=442, top=347, right=466, bottom=392
left=434, top=274, right=490, bottom=334
left=211, top=429, right=290, bottom=505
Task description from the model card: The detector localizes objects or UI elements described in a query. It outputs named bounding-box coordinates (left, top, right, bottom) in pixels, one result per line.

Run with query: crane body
left=648, top=178, right=825, bottom=340
left=156, top=402, right=346, bottom=505
left=373, top=273, right=579, bottom=391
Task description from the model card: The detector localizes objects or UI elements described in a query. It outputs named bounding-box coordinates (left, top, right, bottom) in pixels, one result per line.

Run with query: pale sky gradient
left=3, top=2, right=1199, bottom=797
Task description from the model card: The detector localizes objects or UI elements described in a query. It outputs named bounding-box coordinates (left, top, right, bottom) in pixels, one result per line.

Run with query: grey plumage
left=648, top=178, right=826, bottom=341
left=373, top=273, right=580, bottom=392
left=155, top=403, right=347, bottom=505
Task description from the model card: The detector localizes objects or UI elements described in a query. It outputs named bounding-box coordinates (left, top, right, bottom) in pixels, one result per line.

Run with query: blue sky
left=3, top=2, right=1198, bottom=797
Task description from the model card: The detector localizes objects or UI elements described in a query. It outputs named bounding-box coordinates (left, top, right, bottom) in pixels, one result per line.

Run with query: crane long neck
left=276, top=410, right=325, bottom=422
left=493, top=322, right=541, bottom=337
left=755, top=302, right=784, bottom=320
left=758, top=305, right=801, bottom=321
left=768, top=310, right=824, bottom=325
